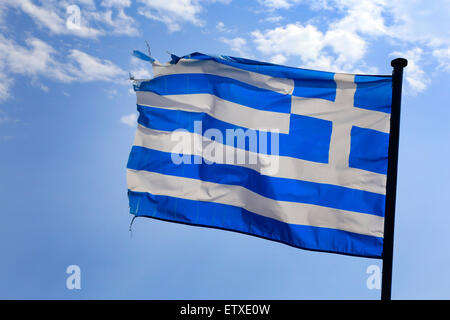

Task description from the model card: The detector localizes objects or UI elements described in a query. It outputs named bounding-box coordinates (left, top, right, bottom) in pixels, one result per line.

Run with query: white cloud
left=137, top=0, right=204, bottom=32
left=386, top=0, right=450, bottom=46
left=250, top=1, right=387, bottom=72
left=252, top=24, right=325, bottom=62
left=68, top=49, right=127, bottom=82
left=250, top=22, right=365, bottom=71
left=261, top=15, right=284, bottom=23
left=328, top=0, right=387, bottom=37
left=269, top=54, right=287, bottom=64
left=324, top=29, right=366, bottom=64
left=216, top=21, right=226, bottom=31
left=0, top=36, right=65, bottom=78
left=5, top=0, right=104, bottom=38
left=258, top=0, right=301, bottom=10
left=11, top=0, right=68, bottom=33
left=130, top=67, right=152, bottom=79
left=3, top=0, right=140, bottom=38
left=137, top=0, right=232, bottom=32
left=4, top=0, right=236, bottom=36
left=245, top=0, right=450, bottom=81
left=262, top=0, right=450, bottom=47
left=0, top=77, right=12, bottom=102
left=220, top=37, right=250, bottom=57
left=300, top=55, right=335, bottom=72
left=216, top=21, right=236, bottom=34
left=75, top=0, right=96, bottom=7
left=432, top=47, right=450, bottom=72
left=120, top=113, right=138, bottom=127
left=391, top=48, right=430, bottom=94
left=89, top=8, right=139, bottom=36
left=101, top=0, right=132, bottom=7
left=0, top=35, right=71, bottom=99
left=0, top=35, right=127, bottom=102
left=318, top=0, right=450, bottom=50
left=207, top=0, right=232, bottom=4
left=30, top=78, right=49, bottom=92
left=130, top=57, right=153, bottom=79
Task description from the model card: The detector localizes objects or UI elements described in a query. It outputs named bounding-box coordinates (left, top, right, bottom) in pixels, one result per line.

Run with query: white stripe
left=291, top=87, right=390, bottom=133
left=328, top=74, right=356, bottom=169
left=127, top=169, right=384, bottom=238
left=136, top=91, right=291, bottom=133
left=152, top=58, right=294, bottom=95
left=134, top=125, right=387, bottom=195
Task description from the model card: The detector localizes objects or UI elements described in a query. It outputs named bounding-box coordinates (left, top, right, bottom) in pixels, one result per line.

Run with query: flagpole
left=381, top=58, right=407, bottom=301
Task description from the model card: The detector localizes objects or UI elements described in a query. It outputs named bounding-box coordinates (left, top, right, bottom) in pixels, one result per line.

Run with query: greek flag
left=127, top=52, right=392, bottom=258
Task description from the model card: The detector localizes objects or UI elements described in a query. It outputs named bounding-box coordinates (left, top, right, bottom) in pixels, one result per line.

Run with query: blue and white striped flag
left=127, top=52, right=392, bottom=258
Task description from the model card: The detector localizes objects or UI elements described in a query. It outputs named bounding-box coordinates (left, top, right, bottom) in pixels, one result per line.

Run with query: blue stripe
left=137, top=104, right=332, bottom=164
left=128, top=190, right=383, bottom=258
left=349, top=126, right=389, bottom=175
left=293, top=78, right=336, bottom=101
left=179, top=52, right=337, bottom=101
left=128, top=146, right=386, bottom=217
left=354, top=75, right=392, bottom=113
left=136, top=73, right=291, bottom=113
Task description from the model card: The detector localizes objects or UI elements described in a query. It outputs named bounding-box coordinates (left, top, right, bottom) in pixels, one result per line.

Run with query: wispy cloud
left=216, top=21, right=237, bottom=34
left=391, top=48, right=430, bottom=94
left=3, top=0, right=140, bottom=38
left=137, top=0, right=232, bottom=32
left=433, top=48, right=450, bottom=72
left=130, top=57, right=153, bottom=79
left=120, top=113, right=138, bottom=127
left=68, top=49, right=127, bottom=82
left=89, top=1, right=139, bottom=36
left=258, top=0, right=302, bottom=10
left=252, top=24, right=325, bottom=64
left=137, top=0, right=204, bottom=32
left=5, top=0, right=103, bottom=38
left=0, top=35, right=127, bottom=102
left=220, top=37, right=252, bottom=58
left=260, top=15, right=284, bottom=23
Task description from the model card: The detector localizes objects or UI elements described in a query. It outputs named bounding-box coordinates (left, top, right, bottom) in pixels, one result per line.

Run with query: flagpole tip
left=391, top=58, right=408, bottom=68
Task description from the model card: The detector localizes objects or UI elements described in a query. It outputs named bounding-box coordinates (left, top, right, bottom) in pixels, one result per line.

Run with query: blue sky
left=0, top=0, right=450, bottom=299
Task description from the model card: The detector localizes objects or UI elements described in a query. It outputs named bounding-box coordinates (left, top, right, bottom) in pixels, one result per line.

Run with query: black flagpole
left=381, top=58, right=408, bottom=301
